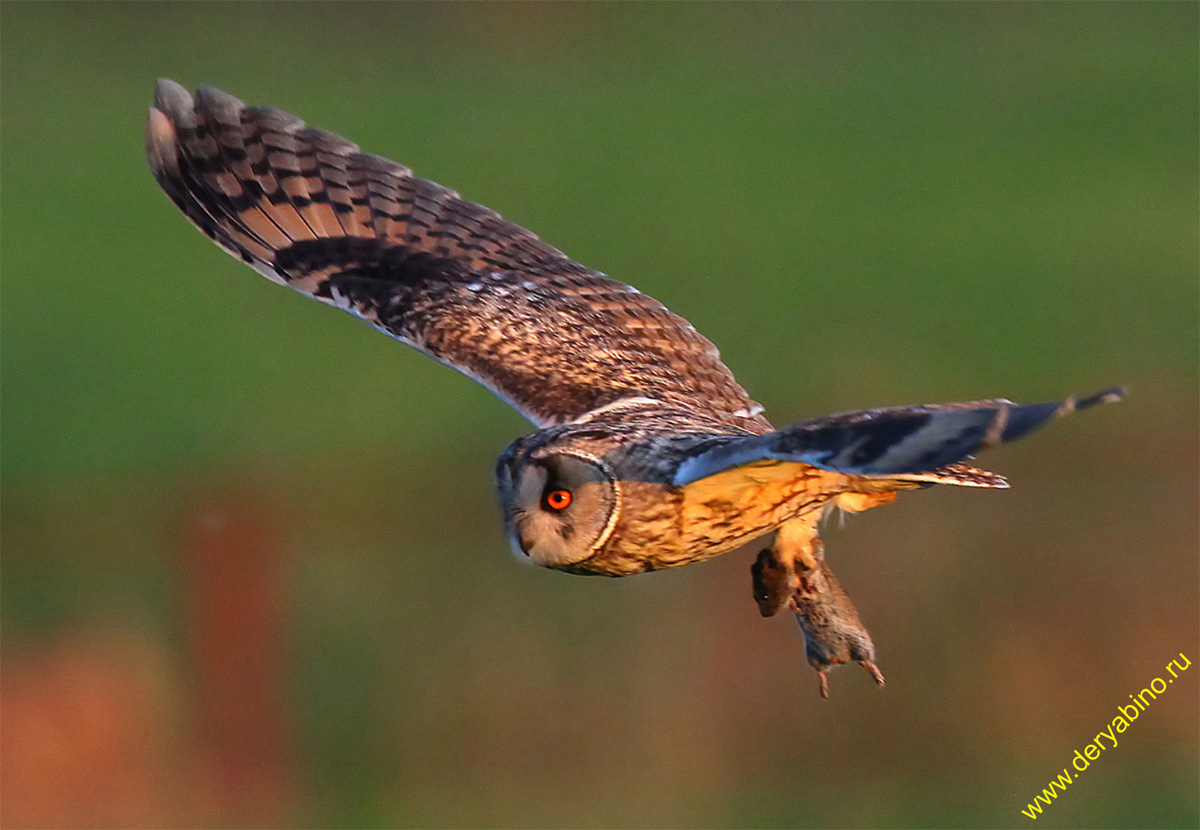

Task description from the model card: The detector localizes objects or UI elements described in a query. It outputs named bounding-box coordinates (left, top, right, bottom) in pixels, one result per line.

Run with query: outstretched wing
left=146, top=80, right=766, bottom=430
left=673, top=388, right=1126, bottom=486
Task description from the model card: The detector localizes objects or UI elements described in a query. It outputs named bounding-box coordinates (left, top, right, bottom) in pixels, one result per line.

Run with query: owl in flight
left=147, top=80, right=1122, bottom=697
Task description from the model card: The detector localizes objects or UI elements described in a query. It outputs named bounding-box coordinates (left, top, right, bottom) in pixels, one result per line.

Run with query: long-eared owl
left=147, top=81, right=1122, bottom=696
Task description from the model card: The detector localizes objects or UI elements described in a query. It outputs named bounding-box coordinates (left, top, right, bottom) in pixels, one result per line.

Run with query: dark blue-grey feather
left=673, top=388, right=1125, bottom=486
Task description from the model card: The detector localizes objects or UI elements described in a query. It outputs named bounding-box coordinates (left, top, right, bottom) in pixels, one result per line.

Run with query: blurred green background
left=2, top=2, right=1197, bottom=828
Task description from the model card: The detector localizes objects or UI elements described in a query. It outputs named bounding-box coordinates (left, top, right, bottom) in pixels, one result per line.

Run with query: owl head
left=495, top=434, right=621, bottom=569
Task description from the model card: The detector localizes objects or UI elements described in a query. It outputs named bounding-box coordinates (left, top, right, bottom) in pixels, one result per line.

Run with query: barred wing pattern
left=673, top=389, right=1126, bottom=486
left=146, top=80, right=768, bottom=430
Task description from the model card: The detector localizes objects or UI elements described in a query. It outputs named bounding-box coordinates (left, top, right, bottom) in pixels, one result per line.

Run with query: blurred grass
left=2, top=3, right=1197, bottom=828
left=2, top=2, right=1195, bottom=476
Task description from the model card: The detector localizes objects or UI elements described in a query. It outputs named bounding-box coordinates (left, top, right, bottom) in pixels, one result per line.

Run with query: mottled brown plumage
left=147, top=81, right=1124, bottom=696
left=146, top=81, right=767, bottom=432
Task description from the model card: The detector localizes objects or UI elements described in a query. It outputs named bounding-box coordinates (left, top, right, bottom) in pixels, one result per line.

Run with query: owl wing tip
left=145, top=106, right=178, bottom=177
left=1079, top=385, right=1128, bottom=409
left=193, top=85, right=246, bottom=124
left=142, top=79, right=806, bottom=429
left=153, top=78, right=193, bottom=119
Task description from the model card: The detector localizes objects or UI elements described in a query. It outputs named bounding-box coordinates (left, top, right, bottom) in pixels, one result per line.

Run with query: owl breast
left=559, top=463, right=857, bottom=577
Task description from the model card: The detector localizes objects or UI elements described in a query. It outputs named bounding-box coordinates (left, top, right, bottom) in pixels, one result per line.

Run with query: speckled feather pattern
left=149, top=81, right=1124, bottom=697
left=146, top=81, right=768, bottom=431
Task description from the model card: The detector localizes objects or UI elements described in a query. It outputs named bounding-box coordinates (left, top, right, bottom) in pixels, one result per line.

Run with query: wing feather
left=673, top=389, right=1126, bottom=486
left=147, top=81, right=765, bottom=428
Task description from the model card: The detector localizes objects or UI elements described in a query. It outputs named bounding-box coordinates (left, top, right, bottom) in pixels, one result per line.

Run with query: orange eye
left=544, top=489, right=572, bottom=510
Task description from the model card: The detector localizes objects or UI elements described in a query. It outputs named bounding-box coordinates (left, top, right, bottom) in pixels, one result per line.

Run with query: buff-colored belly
left=569, top=462, right=874, bottom=577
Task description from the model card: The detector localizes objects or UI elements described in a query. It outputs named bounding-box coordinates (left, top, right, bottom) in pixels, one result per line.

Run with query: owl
left=146, top=81, right=1123, bottom=696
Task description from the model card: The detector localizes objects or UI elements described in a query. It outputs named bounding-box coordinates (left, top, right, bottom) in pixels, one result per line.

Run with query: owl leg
left=759, top=488, right=898, bottom=606
left=751, top=511, right=823, bottom=617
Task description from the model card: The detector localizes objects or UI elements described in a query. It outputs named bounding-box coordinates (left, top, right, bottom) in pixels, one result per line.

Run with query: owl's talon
left=796, top=536, right=822, bottom=573
left=818, top=670, right=830, bottom=699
